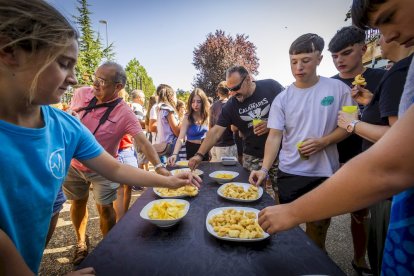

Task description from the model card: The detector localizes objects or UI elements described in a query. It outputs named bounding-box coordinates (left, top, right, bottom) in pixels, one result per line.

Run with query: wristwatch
left=194, top=152, right=205, bottom=159
left=154, top=163, right=166, bottom=170
left=346, top=120, right=361, bottom=133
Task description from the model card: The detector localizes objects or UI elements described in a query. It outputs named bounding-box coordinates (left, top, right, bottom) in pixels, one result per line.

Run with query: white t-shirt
left=268, top=76, right=353, bottom=177
left=150, top=103, right=160, bottom=143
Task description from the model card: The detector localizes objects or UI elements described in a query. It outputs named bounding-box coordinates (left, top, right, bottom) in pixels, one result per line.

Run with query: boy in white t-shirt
left=249, top=33, right=352, bottom=250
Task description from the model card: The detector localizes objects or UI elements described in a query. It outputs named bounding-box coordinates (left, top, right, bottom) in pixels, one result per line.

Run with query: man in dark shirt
left=329, top=26, right=385, bottom=275
left=209, top=81, right=237, bottom=162
left=189, top=65, right=284, bottom=191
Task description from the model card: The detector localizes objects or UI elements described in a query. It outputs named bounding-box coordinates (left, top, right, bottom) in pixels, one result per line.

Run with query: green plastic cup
left=296, top=141, right=309, bottom=160
left=342, top=105, right=358, bottom=114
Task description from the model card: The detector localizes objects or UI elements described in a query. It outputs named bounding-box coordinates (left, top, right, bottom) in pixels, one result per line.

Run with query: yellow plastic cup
left=252, top=119, right=262, bottom=127
left=296, top=141, right=309, bottom=160
left=342, top=105, right=358, bottom=114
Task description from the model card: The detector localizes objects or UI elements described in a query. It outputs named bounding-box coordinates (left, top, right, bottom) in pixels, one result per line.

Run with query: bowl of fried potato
left=140, top=199, right=190, bottom=228
left=175, top=160, right=189, bottom=167
left=209, top=170, right=239, bottom=184
left=217, top=182, right=263, bottom=202
left=206, top=207, right=269, bottom=242
left=153, top=185, right=198, bottom=198
left=170, top=168, right=203, bottom=176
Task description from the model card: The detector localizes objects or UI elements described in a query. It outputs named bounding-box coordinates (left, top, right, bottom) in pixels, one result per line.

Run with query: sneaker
left=72, top=236, right=89, bottom=265
left=132, top=186, right=144, bottom=191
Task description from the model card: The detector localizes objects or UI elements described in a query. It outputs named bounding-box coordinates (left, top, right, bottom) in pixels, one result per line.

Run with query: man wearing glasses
left=63, top=62, right=169, bottom=265
left=189, top=65, right=284, bottom=195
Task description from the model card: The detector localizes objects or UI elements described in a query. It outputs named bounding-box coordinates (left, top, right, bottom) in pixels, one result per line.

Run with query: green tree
left=176, top=89, right=191, bottom=104
left=192, top=29, right=259, bottom=97
left=74, top=0, right=104, bottom=85
left=125, top=58, right=156, bottom=99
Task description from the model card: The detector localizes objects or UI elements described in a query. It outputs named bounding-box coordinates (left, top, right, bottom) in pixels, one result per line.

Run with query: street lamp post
left=99, top=20, right=108, bottom=48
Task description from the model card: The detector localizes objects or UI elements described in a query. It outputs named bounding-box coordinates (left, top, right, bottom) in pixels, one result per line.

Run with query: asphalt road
left=39, top=189, right=361, bottom=275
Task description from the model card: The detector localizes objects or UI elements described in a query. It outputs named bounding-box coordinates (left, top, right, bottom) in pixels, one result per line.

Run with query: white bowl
left=209, top=170, right=239, bottom=184
left=217, top=182, right=263, bottom=202
left=175, top=160, right=189, bottom=167
left=170, top=168, right=203, bottom=176
left=140, top=199, right=190, bottom=228
left=221, top=156, right=238, bottom=166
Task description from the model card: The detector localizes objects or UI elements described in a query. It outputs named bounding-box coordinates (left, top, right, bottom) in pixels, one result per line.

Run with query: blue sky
left=49, top=0, right=352, bottom=91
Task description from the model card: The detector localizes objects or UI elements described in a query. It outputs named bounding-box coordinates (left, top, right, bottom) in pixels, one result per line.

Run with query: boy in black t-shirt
left=329, top=26, right=385, bottom=275
left=189, top=65, right=284, bottom=190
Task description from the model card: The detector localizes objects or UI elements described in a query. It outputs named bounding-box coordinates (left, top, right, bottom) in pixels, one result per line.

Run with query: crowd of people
left=1, top=0, right=414, bottom=275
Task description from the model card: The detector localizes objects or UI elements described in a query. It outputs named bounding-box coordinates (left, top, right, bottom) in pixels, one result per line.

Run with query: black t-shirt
left=217, top=79, right=284, bottom=158
left=332, top=67, right=385, bottom=163
left=361, top=54, right=413, bottom=151
left=209, top=99, right=235, bottom=147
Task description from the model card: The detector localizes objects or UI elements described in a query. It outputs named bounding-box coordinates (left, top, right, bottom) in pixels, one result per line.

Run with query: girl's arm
left=81, top=151, right=201, bottom=189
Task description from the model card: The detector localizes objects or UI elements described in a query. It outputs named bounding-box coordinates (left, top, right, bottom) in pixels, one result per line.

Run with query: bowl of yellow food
left=217, top=182, right=263, bottom=202
left=209, top=170, right=239, bottom=184
left=153, top=185, right=198, bottom=198
left=170, top=168, right=203, bottom=176
left=140, top=199, right=190, bottom=228
left=175, top=160, right=189, bottom=167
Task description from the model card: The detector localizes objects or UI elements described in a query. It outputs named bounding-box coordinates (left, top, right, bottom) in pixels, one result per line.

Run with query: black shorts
left=277, top=170, right=327, bottom=204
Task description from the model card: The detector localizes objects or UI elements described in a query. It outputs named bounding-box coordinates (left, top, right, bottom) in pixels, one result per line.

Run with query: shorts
left=277, top=170, right=327, bottom=204
left=118, top=147, right=139, bottom=167
left=242, top=153, right=278, bottom=188
left=210, top=144, right=238, bottom=162
left=52, top=188, right=67, bottom=216
left=63, top=166, right=119, bottom=205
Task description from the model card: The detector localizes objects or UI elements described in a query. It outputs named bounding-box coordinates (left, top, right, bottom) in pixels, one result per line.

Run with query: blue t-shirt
left=0, top=106, right=103, bottom=273
left=381, top=58, right=414, bottom=275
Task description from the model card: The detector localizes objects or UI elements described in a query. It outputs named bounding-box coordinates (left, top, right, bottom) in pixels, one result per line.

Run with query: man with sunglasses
left=189, top=65, right=284, bottom=194
left=63, top=62, right=169, bottom=265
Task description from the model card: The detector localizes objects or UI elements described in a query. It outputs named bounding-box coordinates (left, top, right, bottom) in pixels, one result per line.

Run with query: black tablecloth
left=79, top=162, right=344, bottom=275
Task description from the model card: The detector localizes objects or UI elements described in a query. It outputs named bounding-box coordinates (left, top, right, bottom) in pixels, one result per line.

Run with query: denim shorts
left=52, top=188, right=66, bottom=216
left=117, top=147, right=138, bottom=167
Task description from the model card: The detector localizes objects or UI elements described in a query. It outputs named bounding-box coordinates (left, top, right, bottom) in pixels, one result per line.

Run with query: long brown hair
left=187, top=88, right=209, bottom=125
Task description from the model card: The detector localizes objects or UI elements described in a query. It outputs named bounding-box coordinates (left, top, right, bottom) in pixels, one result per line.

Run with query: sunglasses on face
left=227, top=75, right=247, bottom=92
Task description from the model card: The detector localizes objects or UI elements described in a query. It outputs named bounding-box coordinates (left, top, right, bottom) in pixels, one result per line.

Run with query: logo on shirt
left=49, top=149, right=65, bottom=179
left=239, top=103, right=271, bottom=127
left=321, top=96, right=334, bottom=106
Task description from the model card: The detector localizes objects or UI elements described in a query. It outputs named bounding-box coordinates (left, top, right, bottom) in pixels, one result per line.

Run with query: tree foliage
left=74, top=0, right=104, bottom=85
left=176, top=89, right=191, bottom=104
left=192, top=30, right=259, bottom=97
left=125, top=58, right=156, bottom=99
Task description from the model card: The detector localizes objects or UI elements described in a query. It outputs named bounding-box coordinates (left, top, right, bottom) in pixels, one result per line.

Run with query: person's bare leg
left=113, top=186, right=125, bottom=222
left=45, top=212, right=60, bottom=246
left=96, top=203, right=116, bottom=236
left=351, top=208, right=370, bottom=268
left=70, top=197, right=89, bottom=243
left=123, top=184, right=132, bottom=213
left=306, top=218, right=331, bottom=250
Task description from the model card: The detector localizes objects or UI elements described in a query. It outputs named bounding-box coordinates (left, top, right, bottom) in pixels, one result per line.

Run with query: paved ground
left=39, top=187, right=362, bottom=275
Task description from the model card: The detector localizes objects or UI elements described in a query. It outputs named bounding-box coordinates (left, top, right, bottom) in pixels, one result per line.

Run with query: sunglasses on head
left=227, top=75, right=247, bottom=92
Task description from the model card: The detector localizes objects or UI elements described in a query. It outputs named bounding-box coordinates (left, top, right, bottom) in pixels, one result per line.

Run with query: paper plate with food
left=170, top=168, right=203, bottom=176
left=153, top=185, right=198, bottom=198
left=217, top=182, right=263, bottom=202
left=140, top=199, right=190, bottom=228
left=206, top=207, right=269, bottom=242
left=209, top=170, right=239, bottom=184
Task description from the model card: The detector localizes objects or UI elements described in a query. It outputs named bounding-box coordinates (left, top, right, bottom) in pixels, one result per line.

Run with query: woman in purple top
left=168, top=88, right=210, bottom=164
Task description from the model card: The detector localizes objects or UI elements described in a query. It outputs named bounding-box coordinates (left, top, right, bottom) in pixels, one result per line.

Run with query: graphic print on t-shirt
left=239, top=98, right=271, bottom=128
left=49, top=148, right=65, bottom=179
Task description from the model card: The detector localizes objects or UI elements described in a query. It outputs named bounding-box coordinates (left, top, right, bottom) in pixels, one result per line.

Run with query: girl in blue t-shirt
left=0, top=1, right=201, bottom=275
left=168, top=88, right=210, bottom=165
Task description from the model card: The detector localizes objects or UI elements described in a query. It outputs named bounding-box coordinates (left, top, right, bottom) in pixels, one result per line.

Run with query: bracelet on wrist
left=194, top=152, right=205, bottom=159
left=260, top=167, right=269, bottom=176
left=154, top=163, right=166, bottom=170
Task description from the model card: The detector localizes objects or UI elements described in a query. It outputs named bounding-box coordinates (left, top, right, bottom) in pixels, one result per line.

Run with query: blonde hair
left=0, top=0, right=78, bottom=103
left=118, top=88, right=129, bottom=101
